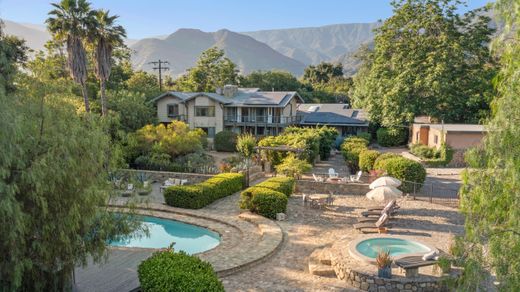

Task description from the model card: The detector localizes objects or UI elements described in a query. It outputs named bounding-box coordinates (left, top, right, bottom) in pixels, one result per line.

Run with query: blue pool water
left=356, top=238, right=431, bottom=259
left=109, top=216, right=220, bottom=253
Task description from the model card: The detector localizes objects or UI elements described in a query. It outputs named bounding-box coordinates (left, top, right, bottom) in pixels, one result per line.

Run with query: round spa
left=109, top=215, right=221, bottom=254
left=348, top=236, right=437, bottom=264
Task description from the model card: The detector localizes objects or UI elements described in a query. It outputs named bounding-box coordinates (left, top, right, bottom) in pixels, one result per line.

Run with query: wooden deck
left=73, top=249, right=153, bottom=292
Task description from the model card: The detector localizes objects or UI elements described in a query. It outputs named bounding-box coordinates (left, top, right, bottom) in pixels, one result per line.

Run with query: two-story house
left=151, top=85, right=304, bottom=141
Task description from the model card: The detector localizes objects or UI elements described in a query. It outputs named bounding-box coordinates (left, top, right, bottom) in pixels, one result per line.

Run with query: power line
left=148, top=59, right=170, bottom=91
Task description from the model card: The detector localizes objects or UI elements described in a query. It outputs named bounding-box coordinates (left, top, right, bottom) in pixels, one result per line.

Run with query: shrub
left=409, top=144, right=436, bottom=159
left=257, top=177, right=295, bottom=197
left=376, top=128, right=408, bottom=147
left=275, top=155, right=312, bottom=178
left=164, top=173, right=244, bottom=209
left=250, top=189, right=288, bottom=219
left=424, top=143, right=454, bottom=167
left=357, top=132, right=371, bottom=143
left=341, top=136, right=369, bottom=170
left=239, top=177, right=294, bottom=214
left=214, top=130, right=238, bottom=152
left=380, top=157, right=426, bottom=193
left=359, top=150, right=381, bottom=172
left=138, top=250, right=224, bottom=292
left=373, top=152, right=400, bottom=170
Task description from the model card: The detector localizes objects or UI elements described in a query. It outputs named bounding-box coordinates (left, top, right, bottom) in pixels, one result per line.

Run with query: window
left=197, top=127, right=216, bottom=138
left=195, top=106, right=215, bottom=117
left=434, top=135, right=439, bottom=144
left=167, top=104, right=179, bottom=117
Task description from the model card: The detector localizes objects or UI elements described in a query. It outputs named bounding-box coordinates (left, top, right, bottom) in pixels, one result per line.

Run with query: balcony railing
left=224, top=115, right=300, bottom=124
left=167, top=114, right=187, bottom=121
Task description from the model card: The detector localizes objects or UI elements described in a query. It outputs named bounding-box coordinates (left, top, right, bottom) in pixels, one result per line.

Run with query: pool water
left=356, top=238, right=431, bottom=259
left=109, top=216, right=220, bottom=253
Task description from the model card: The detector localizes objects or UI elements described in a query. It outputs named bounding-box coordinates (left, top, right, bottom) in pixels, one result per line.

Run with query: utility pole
left=149, top=59, right=170, bottom=91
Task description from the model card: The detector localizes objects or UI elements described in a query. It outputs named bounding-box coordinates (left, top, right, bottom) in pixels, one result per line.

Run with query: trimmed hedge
left=250, top=189, right=288, bottom=219
left=214, top=130, right=238, bottom=152
left=359, top=150, right=381, bottom=172
left=411, top=143, right=454, bottom=167
left=164, top=173, right=244, bottom=209
left=377, top=157, right=426, bottom=193
left=376, top=128, right=408, bottom=147
left=138, top=250, right=224, bottom=292
left=239, top=176, right=294, bottom=218
left=341, top=136, right=369, bottom=170
left=373, top=152, right=400, bottom=171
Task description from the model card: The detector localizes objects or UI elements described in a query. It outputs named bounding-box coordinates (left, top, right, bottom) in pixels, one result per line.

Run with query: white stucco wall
left=156, top=95, right=186, bottom=123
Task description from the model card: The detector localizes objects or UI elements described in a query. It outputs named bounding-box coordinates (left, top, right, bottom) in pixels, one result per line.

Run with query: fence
left=309, top=172, right=460, bottom=208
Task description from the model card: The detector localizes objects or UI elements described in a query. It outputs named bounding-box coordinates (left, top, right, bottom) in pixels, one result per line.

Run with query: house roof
left=150, top=88, right=303, bottom=107
left=428, top=124, right=486, bottom=132
left=297, top=104, right=368, bottom=126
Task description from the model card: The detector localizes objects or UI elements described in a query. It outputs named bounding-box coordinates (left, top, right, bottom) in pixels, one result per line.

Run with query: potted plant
left=376, top=249, right=393, bottom=279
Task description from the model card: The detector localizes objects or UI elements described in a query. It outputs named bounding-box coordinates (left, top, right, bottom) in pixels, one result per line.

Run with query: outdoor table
left=308, top=194, right=329, bottom=209
left=327, top=177, right=342, bottom=183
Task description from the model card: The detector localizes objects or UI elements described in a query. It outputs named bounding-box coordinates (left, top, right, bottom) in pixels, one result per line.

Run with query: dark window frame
left=195, top=106, right=215, bottom=117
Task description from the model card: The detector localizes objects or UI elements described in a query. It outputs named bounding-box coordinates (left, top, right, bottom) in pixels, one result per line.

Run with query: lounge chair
left=160, top=178, right=176, bottom=192
left=180, top=179, right=188, bottom=185
left=312, top=174, right=324, bottom=182
left=350, top=170, right=363, bottom=182
left=361, top=201, right=399, bottom=217
left=353, top=213, right=392, bottom=233
left=357, top=210, right=397, bottom=223
left=328, top=168, right=339, bottom=179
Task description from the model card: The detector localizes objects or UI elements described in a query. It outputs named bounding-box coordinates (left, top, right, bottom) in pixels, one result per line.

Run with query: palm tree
left=89, top=9, right=126, bottom=116
left=46, top=0, right=94, bottom=112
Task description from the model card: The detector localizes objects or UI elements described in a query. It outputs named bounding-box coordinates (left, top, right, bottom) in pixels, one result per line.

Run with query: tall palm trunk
left=100, top=79, right=107, bottom=116
left=80, top=82, right=90, bottom=112
left=67, top=36, right=90, bottom=112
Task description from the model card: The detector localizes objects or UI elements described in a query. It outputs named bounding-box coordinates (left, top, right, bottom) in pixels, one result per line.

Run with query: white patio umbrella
left=366, top=186, right=403, bottom=202
left=369, top=176, right=402, bottom=190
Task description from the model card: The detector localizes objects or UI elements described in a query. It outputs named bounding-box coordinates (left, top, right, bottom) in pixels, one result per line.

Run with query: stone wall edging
left=295, top=179, right=370, bottom=196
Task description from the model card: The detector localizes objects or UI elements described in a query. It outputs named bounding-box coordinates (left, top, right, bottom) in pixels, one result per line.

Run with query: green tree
left=89, top=9, right=126, bottom=116
left=0, top=25, right=28, bottom=93
left=457, top=0, right=520, bottom=290
left=107, top=89, right=156, bottom=132
left=302, top=62, right=343, bottom=84
left=0, top=38, right=142, bottom=290
left=239, top=70, right=302, bottom=91
left=46, top=0, right=95, bottom=112
left=176, top=47, right=238, bottom=92
left=125, top=70, right=161, bottom=99
left=236, top=133, right=256, bottom=186
left=351, top=0, right=496, bottom=127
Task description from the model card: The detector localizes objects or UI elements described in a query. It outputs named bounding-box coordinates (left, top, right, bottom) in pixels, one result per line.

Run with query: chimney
left=223, top=85, right=238, bottom=97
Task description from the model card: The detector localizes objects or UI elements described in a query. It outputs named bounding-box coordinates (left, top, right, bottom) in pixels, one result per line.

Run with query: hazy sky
left=0, top=0, right=492, bottom=39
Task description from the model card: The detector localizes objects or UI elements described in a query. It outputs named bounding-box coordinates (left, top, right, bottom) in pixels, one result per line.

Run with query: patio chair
left=180, top=179, right=188, bottom=185
left=353, top=213, right=392, bottom=233
left=160, top=178, right=176, bottom=192
left=312, top=173, right=324, bottom=182
left=351, top=170, right=363, bottom=182
left=327, top=191, right=335, bottom=206
left=174, top=178, right=181, bottom=185
left=328, top=168, right=339, bottom=179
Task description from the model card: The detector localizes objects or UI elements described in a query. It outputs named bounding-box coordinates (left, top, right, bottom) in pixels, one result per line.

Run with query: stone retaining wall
left=120, top=169, right=215, bottom=184
left=332, top=259, right=447, bottom=292
left=121, top=168, right=264, bottom=185
left=295, top=179, right=370, bottom=196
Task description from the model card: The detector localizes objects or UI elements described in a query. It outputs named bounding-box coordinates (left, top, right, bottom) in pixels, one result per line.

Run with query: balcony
left=224, top=115, right=300, bottom=125
left=167, top=114, right=187, bottom=122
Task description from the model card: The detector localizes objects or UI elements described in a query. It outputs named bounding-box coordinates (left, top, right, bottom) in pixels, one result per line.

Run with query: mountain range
left=2, top=8, right=497, bottom=77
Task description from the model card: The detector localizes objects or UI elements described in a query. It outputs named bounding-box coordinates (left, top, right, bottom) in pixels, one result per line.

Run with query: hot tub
left=348, top=235, right=438, bottom=264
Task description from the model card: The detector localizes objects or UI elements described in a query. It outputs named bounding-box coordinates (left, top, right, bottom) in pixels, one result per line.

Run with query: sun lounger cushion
left=422, top=250, right=439, bottom=261
left=375, top=213, right=388, bottom=228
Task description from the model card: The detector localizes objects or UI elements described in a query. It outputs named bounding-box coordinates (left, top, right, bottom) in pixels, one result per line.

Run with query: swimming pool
left=348, top=236, right=437, bottom=263
left=109, top=215, right=220, bottom=254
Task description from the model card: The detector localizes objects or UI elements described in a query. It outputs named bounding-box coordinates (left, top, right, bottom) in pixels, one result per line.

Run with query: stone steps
left=308, top=247, right=336, bottom=278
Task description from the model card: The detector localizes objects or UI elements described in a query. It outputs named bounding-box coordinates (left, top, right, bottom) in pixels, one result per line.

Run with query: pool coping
left=347, top=234, right=439, bottom=265
left=108, top=203, right=284, bottom=276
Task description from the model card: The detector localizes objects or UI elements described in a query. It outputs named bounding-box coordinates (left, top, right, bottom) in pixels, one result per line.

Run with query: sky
left=0, top=0, right=492, bottom=39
